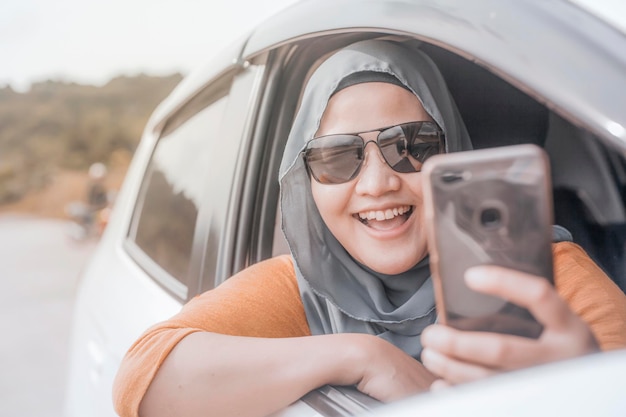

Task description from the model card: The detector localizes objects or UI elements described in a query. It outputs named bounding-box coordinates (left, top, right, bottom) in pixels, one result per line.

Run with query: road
left=0, top=214, right=98, bottom=417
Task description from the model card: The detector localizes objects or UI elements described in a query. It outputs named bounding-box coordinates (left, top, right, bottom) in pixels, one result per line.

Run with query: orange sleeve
left=112, top=254, right=310, bottom=417
left=553, top=241, right=626, bottom=350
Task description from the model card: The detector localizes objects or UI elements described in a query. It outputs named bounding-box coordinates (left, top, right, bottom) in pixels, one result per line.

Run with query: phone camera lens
left=480, top=207, right=502, bottom=228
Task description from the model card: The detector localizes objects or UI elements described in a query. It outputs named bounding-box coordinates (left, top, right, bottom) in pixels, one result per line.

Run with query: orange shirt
left=112, top=242, right=626, bottom=417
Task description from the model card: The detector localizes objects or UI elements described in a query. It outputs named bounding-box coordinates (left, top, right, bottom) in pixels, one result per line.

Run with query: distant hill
left=0, top=73, right=183, bottom=206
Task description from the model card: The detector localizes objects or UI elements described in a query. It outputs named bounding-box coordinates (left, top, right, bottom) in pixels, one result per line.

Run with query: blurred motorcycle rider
left=87, top=162, right=108, bottom=211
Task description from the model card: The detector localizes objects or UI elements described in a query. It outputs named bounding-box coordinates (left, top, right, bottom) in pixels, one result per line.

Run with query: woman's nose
left=354, top=142, right=402, bottom=196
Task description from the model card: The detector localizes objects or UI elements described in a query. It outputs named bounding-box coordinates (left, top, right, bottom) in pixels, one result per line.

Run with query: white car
left=64, top=1, right=626, bottom=416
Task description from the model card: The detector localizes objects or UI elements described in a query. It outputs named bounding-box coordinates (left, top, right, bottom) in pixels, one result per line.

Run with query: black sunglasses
left=304, top=121, right=445, bottom=185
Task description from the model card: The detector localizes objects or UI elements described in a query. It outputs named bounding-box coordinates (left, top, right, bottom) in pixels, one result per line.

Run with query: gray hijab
left=279, top=39, right=472, bottom=359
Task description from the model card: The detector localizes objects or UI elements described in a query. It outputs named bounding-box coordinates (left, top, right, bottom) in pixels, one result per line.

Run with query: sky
left=0, top=0, right=300, bottom=92
left=2, top=0, right=625, bottom=93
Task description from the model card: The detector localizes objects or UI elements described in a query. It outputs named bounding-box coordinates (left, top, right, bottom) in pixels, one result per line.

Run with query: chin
left=359, top=254, right=424, bottom=275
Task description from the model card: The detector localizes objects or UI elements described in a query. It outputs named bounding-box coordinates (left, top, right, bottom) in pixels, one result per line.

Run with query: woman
left=113, top=39, right=626, bottom=417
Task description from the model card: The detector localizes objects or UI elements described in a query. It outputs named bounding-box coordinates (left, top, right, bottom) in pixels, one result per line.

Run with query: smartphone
left=421, top=144, right=554, bottom=338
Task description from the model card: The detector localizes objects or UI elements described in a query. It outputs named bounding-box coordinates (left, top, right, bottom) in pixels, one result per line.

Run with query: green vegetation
left=0, top=73, right=182, bottom=204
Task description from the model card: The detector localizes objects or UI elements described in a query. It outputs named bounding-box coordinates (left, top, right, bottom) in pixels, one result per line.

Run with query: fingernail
left=421, top=348, right=434, bottom=364
left=421, top=347, right=443, bottom=368
left=465, top=266, right=490, bottom=287
left=421, top=325, right=444, bottom=348
left=430, top=379, right=450, bottom=391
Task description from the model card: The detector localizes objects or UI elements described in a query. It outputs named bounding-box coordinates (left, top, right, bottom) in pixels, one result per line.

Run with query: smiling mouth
left=355, top=205, right=414, bottom=228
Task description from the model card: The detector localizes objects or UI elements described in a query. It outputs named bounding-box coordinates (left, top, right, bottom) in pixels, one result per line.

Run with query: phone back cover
left=422, top=144, right=554, bottom=338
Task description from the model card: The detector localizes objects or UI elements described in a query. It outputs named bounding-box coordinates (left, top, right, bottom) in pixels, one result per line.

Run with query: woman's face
left=311, top=82, right=432, bottom=275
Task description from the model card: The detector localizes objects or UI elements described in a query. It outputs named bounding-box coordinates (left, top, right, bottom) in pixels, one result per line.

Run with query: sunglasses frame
left=304, top=120, right=445, bottom=184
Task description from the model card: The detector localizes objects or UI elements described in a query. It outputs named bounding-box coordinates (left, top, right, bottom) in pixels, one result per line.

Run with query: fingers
left=429, top=379, right=450, bottom=391
left=465, top=266, right=573, bottom=331
left=421, top=324, right=541, bottom=371
left=421, top=347, right=496, bottom=384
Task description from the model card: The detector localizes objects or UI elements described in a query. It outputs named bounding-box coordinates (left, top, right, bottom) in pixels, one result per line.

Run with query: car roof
left=149, top=0, right=626, bottom=151
left=569, top=0, right=626, bottom=35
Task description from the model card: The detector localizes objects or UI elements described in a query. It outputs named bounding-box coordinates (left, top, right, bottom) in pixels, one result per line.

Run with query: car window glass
left=129, top=87, right=229, bottom=290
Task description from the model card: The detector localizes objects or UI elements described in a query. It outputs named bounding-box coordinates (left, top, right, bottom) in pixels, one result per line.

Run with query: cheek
left=407, top=173, right=428, bottom=248
left=310, top=181, right=352, bottom=224
left=410, top=175, right=425, bottom=219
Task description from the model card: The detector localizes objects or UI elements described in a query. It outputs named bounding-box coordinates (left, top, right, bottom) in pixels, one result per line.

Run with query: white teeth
left=358, top=206, right=411, bottom=221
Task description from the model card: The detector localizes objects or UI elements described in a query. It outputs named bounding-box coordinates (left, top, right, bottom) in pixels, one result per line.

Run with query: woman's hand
left=341, top=334, right=437, bottom=401
left=420, top=265, right=599, bottom=386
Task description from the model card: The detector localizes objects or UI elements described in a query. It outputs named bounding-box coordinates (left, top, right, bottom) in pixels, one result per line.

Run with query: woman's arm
left=113, top=256, right=436, bottom=417
left=139, top=332, right=436, bottom=417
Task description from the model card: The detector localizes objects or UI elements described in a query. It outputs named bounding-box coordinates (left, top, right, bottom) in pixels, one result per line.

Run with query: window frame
left=124, top=63, right=267, bottom=302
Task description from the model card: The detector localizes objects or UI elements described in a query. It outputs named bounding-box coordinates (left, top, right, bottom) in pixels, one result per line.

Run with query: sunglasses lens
left=378, top=126, right=415, bottom=173
left=406, top=122, right=443, bottom=163
left=378, top=122, right=443, bottom=172
left=306, top=135, right=363, bottom=184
